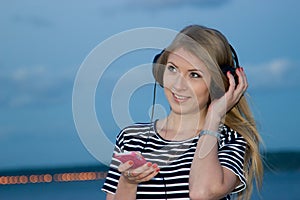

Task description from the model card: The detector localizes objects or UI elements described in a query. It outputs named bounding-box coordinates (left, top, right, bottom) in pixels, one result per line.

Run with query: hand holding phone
left=114, top=151, right=147, bottom=169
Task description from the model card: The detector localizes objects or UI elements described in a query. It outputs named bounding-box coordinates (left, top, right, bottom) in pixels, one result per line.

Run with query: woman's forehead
left=167, top=48, right=208, bottom=72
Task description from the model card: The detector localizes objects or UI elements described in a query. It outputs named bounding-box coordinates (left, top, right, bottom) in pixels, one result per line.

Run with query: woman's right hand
left=109, top=161, right=159, bottom=200
left=118, top=161, right=160, bottom=184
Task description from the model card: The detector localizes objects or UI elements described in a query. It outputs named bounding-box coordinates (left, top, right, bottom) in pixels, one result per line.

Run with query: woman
left=102, top=25, right=263, bottom=200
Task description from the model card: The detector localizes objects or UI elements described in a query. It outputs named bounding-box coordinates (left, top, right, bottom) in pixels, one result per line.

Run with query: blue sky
left=1, top=0, right=300, bottom=170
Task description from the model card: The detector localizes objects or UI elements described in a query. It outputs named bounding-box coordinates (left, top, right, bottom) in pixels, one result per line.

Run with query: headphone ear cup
left=152, top=50, right=165, bottom=86
left=221, top=65, right=239, bottom=85
left=152, top=52, right=162, bottom=64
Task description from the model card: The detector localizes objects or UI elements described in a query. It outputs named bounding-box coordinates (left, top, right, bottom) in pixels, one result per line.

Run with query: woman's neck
left=158, top=110, right=207, bottom=141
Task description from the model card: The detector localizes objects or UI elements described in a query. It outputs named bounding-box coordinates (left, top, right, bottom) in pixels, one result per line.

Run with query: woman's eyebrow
left=167, top=61, right=205, bottom=74
left=167, top=61, right=178, bottom=68
left=188, top=69, right=204, bottom=73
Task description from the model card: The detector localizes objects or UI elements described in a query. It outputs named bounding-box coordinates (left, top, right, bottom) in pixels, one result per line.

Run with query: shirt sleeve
left=218, top=125, right=247, bottom=194
left=101, top=131, right=125, bottom=195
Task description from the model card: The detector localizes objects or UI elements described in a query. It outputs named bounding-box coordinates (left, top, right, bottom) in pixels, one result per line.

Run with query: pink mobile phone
left=114, top=151, right=147, bottom=169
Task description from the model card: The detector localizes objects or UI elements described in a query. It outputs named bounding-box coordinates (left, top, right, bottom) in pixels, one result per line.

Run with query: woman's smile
left=172, top=92, right=190, bottom=103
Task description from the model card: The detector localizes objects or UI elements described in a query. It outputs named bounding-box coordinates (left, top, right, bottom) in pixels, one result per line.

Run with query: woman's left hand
left=207, top=67, right=248, bottom=121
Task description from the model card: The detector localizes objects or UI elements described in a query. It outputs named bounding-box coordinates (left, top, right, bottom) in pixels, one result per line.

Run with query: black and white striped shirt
left=102, top=121, right=247, bottom=199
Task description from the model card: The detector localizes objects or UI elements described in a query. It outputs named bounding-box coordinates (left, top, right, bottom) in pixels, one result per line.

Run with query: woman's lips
left=172, top=93, right=190, bottom=103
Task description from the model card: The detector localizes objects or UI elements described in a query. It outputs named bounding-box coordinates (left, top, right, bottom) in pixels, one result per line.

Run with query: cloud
left=101, top=0, right=230, bottom=12
left=11, top=14, right=53, bottom=28
left=0, top=65, right=73, bottom=108
left=246, top=58, right=299, bottom=90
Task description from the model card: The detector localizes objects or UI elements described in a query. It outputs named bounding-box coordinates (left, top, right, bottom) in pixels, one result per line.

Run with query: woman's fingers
left=227, top=68, right=247, bottom=99
left=137, top=167, right=160, bottom=182
left=234, top=68, right=248, bottom=99
left=118, top=160, right=134, bottom=173
left=120, top=162, right=160, bottom=184
left=216, top=68, right=247, bottom=114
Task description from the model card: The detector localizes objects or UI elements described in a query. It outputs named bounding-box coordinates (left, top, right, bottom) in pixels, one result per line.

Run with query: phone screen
left=114, top=152, right=147, bottom=169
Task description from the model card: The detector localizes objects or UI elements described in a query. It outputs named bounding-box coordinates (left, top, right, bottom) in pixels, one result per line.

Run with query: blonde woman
left=102, top=25, right=263, bottom=200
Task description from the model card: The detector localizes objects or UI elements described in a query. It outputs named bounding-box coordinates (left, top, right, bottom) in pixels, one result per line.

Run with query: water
left=252, top=171, right=300, bottom=200
left=0, top=180, right=105, bottom=200
left=1, top=171, right=299, bottom=200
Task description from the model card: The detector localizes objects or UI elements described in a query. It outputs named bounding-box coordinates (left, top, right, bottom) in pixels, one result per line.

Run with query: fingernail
left=152, top=164, right=158, bottom=168
left=147, top=162, right=152, bottom=167
left=129, top=161, right=134, bottom=165
left=156, top=168, right=160, bottom=172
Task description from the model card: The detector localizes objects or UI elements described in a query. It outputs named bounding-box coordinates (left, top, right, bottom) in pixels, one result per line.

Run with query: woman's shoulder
left=122, top=122, right=154, bottom=131
left=117, top=122, right=154, bottom=139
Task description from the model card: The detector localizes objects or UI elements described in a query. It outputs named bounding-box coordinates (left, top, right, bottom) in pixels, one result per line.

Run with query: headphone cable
left=150, top=81, right=157, bottom=122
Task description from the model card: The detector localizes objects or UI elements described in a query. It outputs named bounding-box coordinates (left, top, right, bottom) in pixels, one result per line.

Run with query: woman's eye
left=167, top=65, right=177, bottom=73
left=190, top=72, right=201, bottom=78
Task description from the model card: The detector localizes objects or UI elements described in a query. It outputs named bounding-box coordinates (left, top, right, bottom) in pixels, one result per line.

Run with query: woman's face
left=163, top=48, right=211, bottom=115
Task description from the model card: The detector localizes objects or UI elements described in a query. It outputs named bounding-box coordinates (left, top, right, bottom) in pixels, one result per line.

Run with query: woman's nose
left=172, top=74, right=188, bottom=91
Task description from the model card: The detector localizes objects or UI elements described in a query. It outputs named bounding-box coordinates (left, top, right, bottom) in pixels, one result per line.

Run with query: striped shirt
left=102, top=121, right=247, bottom=199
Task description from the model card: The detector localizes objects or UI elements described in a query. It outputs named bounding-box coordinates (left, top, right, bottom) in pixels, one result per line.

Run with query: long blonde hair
left=153, top=25, right=263, bottom=200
